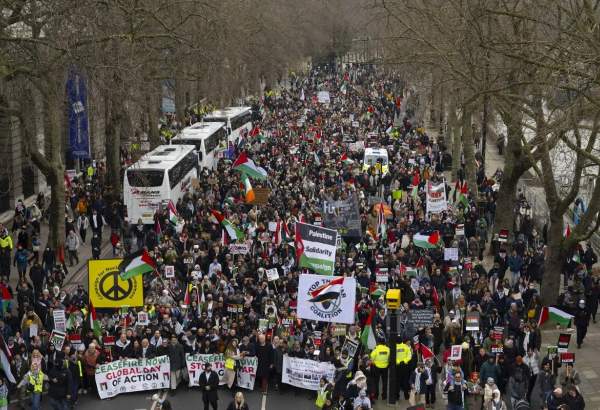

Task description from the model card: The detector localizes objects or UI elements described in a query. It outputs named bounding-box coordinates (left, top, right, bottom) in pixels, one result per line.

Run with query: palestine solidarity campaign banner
left=295, top=222, right=338, bottom=275
left=297, top=274, right=356, bottom=324
left=95, top=356, right=170, bottom=399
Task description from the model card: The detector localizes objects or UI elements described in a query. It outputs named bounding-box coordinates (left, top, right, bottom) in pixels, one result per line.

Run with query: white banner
left=317, top=91, right=330, bottom=104
left=95, top=356, right=170, bottom=399
left=426, top=182, right=448, bottom=214
left=229, top=244, right=251, bottom=255
left=185, top=354, right=257, bottom=390
left=282, top=355, right=336, bottom=390
left=297, top=274, right=356, bottom=324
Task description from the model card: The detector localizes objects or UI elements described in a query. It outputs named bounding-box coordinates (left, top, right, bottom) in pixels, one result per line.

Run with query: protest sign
left=69, top=334, right=83, bottom=350
left=137, top=311, right=149, bottom=326
left=297, top=274, right=356, bottom=324
left=227, top=304, right=243, bottom=314
left=491, top=345, right=504, bottom=354
left=492, top=326, right=504, bottom=340
left=249, top=187, right=270, bottom=205
left=408, top=309, right=434, bottom=329
left=164, top=265, right=175, bottom=278
left=282, top=355, right=336, bottom=390
left=295, top=222, right=338, bottom=275
left=317, top=91, right=331, bottom=104
left=331, top=324, right=347, bottom=337
left=547, top=346, right=558, bottom=359
left=426, top=182, right=447, bottom=214
left=236, top=356, right=258, bottom=390
left=465, top=312, right=480, bottom=331
left=229, top=244, right=251, bottom=255
left=49, top=330, right=66, bottom=351
left=322, top=194, right=362, bottom=238
left=266, top=268, right=280, bottom=281
left=95, top=356, right=170, bottom=399
left=560, top=352, right=575, bottom=363
left=185, top=353, right=257, bottom=390
left=103, top=336, right=115, bottom=346
left=558, top=333, right=571, bottom=352
left=449, top=345, right=462, bottom=361
left=186, top=354, right=226, bottom=386
left=455, top=224, right=465, bottom=236
left=53, top=309, right=66, bottom=332
left=444, top=248, right=459, bottom=261
left=376, top=267, right=389, bottom=283
left=341, top=338, right=359, bottom=367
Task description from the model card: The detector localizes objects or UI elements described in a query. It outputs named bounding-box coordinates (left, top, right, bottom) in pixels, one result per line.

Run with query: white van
left=362, top=147, right=389, bottom=174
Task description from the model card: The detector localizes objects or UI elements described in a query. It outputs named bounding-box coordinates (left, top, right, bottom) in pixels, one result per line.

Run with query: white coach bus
left=124, top=144, right=197, bottom=224
left=171, top=121, right=226, bottom=170
left=203, top=106, right=252, bottom=145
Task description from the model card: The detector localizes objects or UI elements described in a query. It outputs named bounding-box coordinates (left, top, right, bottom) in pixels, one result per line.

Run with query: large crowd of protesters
left=0, top=64, right=597, bottom=410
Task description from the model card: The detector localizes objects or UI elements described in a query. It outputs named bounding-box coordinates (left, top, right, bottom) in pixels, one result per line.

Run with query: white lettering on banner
left=185, top=354, right=257, bottom=390
left=281, top=355, right=336, bottom=391
left=95, top=356, right=170, bottom=399
left=308, top=230, right=334, bottom=241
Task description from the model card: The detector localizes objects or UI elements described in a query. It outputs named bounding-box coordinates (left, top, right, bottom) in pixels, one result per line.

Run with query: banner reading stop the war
left=185, top=353, right=257, bottom=390
left=95, top=356, right=170, bottom=399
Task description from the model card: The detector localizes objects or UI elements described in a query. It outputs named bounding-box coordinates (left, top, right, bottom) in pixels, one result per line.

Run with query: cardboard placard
left=249, top=187, right=270, bottom=205
left=558, top=333, right=571, bottom=353
left=164, top=265, right=175, bottom=278
left=229, top=243, right=251, bottom=255
left=331, top=324, right=347, bottom=337
left=408, top=309, right=435, bottom=329
left=137, top=311, right=149, bottom=326
left=376, top=267, right=389, bottom=282
left=49, top=330, right=66, bottom=351
left=449, top=345, right=462, bottom=361
left=491, top=345, right=504, bottom=354
left=266, top=268, right=280, bottom=281
left=465, top=312, right=480, bottom=331
left=444, top=248, right=459, bottom=261
left=492, top=326, right=504, bottom=340
left=53, top=309, right=67, bottom=332
left=103, top=336, right=115, bottom=346
left=560, top=352, right=575, bottom=363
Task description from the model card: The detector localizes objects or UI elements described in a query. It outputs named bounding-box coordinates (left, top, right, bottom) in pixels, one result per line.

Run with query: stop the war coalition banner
left=186, top=353, right=257, bottom=390
left=297, top=274, right=356, bottom=324
left=426, top=181, right=447, bottom=214
left=95, top=356, right=170, bottom=399
left=295, top=222, right=338, bottom=275
left=282, top=355, right=336, bottom=390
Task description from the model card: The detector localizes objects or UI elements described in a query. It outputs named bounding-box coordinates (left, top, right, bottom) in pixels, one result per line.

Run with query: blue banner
left=66, top=69, right=90, bottom=159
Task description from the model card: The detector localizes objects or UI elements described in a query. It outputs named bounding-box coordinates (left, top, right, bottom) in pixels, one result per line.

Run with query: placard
left=449, top=345, right=462, bottom=361
left=103, top=336, right=115, bottom=346
left=560, top=352, right=575, bottom=363
left=266, top=268, right=280, bottom=281
left=95, top=356, right=170, bottom=399
left=229, top=244, right=250, bottom=255
left=164, top=265, right=175, bottom=278
left=376, top=267, right=389, bottom=283
left=331, top=324, right=347, bottom=337
left=53, top=309, right=66, bottom=332
left=322, top=194, right=362, bottom=238
left=408, top=309, right=435, bottom=329
left=49, top=330, right=66, bottom=351
left=557, top=333, right=571, bottom=353
left=341, top=338, right=359, bottom=367
left=455, top=224, right=465, bottom=236
left=249, top=188, right=270, bottom=205
left=492, top=326, right=504, bottom=340
left=137, top=311, right=149, bottom=326
left=491, top=345, right=504, bottom=354
left=444, top=248, right=459, bottom=261
left=465, top=312, right=480, bottom=331
left=426, top=182, right=448, bottom=214
left=297, top=275, right=356, bottom=324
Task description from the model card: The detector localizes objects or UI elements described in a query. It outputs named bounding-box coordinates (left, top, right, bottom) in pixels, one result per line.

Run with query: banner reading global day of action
left=95, top=356, right=170, bottom=399
left=295, top=222, right=338, bottom=275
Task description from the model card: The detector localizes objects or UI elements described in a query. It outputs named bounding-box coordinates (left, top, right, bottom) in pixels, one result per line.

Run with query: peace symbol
left=98, top=271, right=133, bottom=301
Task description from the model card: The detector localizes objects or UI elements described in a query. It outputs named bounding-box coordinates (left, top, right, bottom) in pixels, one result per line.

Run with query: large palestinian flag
left=295, top=222, right=338, bottom=275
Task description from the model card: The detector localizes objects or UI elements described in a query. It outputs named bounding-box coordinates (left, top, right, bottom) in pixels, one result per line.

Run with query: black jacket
left=48, top=365, right=72, bottom=399
left=198, top=370, right=219, bottom=401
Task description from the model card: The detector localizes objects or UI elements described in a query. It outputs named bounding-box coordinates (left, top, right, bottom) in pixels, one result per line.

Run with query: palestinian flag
left=456, top=181, right=469, bottom=209
left=308, top=276, right=344, bottom=309
left=119, top=249, right=156, bottom=280
left=182, top=284, right=193, bottom=308
left=538, top=306, right=574, bottom=327
left=232, top=152, right=268, bottom=180
left=377, top=203, right=387, bottom=241
left=340, top=153, right=354, bottom=165
left=564, top=224, right=571, bottom=238
left=89, top=301, right=102, bottom=338
left=249, top=126, right=261, bottom=137
left=211, top=210, right=245, bottom=241
left=415, top=342, right=434, bottom=360
left=0, top=334, right=15, bottom=383
left=360, top=308, right=377, bottom=350
left=411, top=173, right=420, bottom=199
left=273, top=220, right=291, bottom=246
left=66, top=313, right=77, bottom=331
left=241, top=174, right=255, bottom=203
left=432, top=286, right=440, bottom=308
left=413, top=231, right=441, bottom=249
left=167, top=200, right=179, bottom=226
left=371, top=287, right=385, bottom=300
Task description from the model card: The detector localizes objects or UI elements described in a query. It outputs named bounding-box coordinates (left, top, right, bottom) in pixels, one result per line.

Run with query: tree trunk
left=105, top=98, right=122, bottom=201
left=174, top=74, right=186, bottom=124
left=448, top=99, right=461, bottom=181
left=147, top=82, right=161, bottom=149
left=541, top=214, right=565, bottom=305
left=461, top=106, right=477, bottom=194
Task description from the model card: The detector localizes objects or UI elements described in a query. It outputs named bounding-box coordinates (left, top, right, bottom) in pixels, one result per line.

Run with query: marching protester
left=0, top=63, right=596, bottom=410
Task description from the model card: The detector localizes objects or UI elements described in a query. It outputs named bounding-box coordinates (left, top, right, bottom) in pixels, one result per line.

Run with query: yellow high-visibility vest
left=396, top=343, right=412, bottom=364
left=28, top=371, right=44, bottom=393
left=370, top=345, right=390, bottom=369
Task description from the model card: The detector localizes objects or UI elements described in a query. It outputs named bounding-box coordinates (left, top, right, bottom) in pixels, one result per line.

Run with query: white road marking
left=261, top=393, right=267, bottom=410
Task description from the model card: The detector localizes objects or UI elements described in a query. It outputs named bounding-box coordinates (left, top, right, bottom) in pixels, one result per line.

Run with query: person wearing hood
left=564, top=384, right=585, bottom=410
left=345, top=370, right=367, bottom=401
left=352, top=388, right=372, bottom=410
left=113, top=333, right=134, bottom=359
left=574, top=299, right=590, bottom=348
left=484, top=389, right=507, bottom=410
